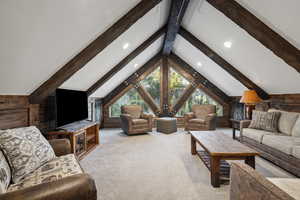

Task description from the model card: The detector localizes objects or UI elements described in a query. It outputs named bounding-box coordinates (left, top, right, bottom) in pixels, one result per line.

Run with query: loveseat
left=0, top=127, right=97, bottom=200
left=240, top=109, right=300, bottom=177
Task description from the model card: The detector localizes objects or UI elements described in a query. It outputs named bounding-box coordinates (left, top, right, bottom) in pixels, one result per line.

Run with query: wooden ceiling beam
left=160, top=56, right=170, bottom=116
left=29, top=0, right=163, bottom=104
left=103, top=53, right=162, bottom=106
left=168, top=53, right=231, bottom=103
left=179, top=27, right=269, bottom=100
left=87, top=25, right=167, bottom=96
left=162, top=0, right=190, bottom=55
left=136, top=86, right=160, bottom=115
left=171, top=84, right=196, bottom=115
left=207, top=0, right=300, bottom=74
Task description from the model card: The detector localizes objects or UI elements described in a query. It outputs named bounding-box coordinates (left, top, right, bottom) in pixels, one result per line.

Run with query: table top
left=190, top=131, right=259, bottom=157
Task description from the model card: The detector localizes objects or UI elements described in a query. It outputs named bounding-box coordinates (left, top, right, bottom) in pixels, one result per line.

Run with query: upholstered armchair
left=120, top=105, right=153, bottom=135
left=184, top=104, right=217, bottom=131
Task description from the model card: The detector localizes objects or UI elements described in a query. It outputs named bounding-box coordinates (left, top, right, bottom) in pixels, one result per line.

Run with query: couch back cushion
left=292, top=117, right=300, bottom=137
left=268, top=109, right=299, bottom=135
left=249, top=111, right=281, bottom=132
left=0, top=126, right=56, bottom=183
left=121, top=105, right=142, bottom=119
left=0, top=150, right=11, bottom=193
left=192, top=105, right=216, bottom=120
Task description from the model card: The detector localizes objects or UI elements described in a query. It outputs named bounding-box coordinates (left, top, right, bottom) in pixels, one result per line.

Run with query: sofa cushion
left=262, top=135, right=300, bottom=155
left=0, top=126, right=56, bottom=183
left=0, top=150, right=11, bottom=194
left=292, top=117, right=300, bottom=137
left=249, top=111, right=281, bottom=132
left=132, top=119, right=148, bottom=125
left=121, top=105, right=142, bottom=119
left=192, top=105, right=215, bottom=120
left=269, top=109, right=299, bottom=135
left=267, top=178, right=300, bottom=200
left=243, top=128, right=277, bottom=143
left=7, top=154, right=82, bottom=192
left=189, top=119, right=206, bottom=124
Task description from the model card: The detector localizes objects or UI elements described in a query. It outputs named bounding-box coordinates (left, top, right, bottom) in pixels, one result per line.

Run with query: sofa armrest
left=120, top=114, right=132, bottom=121
left=184, top=112, right=195, bottom=120
left=240, top=120, right=251, bottom=140
left=1, top=174, right=97, bottom=200
left=205, top=113, right=217, bottom=130
left=230, top=162, right=294, bottom=200
left=141, top=113, right=153, bottom=128
left=49, top=139, right=71, bottom=156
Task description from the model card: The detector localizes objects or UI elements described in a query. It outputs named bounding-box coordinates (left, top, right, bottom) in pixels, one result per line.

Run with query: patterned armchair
left=120, top=105, right=153, bottom=135
left=184, top=104, right=217, bottom=131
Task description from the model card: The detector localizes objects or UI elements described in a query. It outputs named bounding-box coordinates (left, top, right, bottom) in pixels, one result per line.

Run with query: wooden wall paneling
left=179, top=27, right=269, bottom=99
left=87, top=25, right=167, bottom=96
left=29, top=0, right=163, bottom=104
left=207, top=0, right=300, bottom=74
left=136, top=85, right=160, bottom=115
left=29, top=104, right=40, bottom=127
left=161, top=55, right=170, bottom=116
left=162, top=0, right=190, bottom=55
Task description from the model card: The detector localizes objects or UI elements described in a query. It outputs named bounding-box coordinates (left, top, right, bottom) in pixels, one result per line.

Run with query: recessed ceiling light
left=197, top=62, right=202, bottom=67
left=134, top=63, right=138, bottom=68
left=123, top=42, right=130, bottom=50
left=224, top=41, right=232, bottom=48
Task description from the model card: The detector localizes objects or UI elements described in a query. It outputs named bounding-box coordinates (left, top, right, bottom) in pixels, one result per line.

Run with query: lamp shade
left=240, top=90, right=262, bottom=104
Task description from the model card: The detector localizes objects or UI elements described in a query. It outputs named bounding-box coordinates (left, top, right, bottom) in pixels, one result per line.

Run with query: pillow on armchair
left=0, top=150, right=11, bottom=193
left=0, top=126, right=56, bottom=183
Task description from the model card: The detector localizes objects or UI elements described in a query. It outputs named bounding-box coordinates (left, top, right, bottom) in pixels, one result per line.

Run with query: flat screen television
left=56, top=89, right=88, bottom=127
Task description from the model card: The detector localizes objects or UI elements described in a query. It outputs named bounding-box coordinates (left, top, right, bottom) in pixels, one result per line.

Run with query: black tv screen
left=56, top=89, right=88, bottom=127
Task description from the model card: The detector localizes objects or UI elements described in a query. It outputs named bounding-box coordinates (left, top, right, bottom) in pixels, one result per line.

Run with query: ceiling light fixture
left=123, top=42, right=130, bottom=50
left=134, top=63, right=138, bottom=68
left=197, top=62, right=202, bottom=67
left=224, top=41, right=232, bottom=48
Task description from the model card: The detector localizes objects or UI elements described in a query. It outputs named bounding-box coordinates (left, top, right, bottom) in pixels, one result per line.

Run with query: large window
left=109, top=88, right=153, bottom=117
left=176, top=89, right=223, bottom=117
left=140, top=67, right=161, bottom=106
left=169, top=67, right=190, bottom=105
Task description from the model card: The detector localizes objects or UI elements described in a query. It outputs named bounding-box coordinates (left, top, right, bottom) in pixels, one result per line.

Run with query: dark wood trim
left=207, top=0, right=300, bottom=74
left=103, top=53, right=162, bottom=106
left=171, top=84, right=196, bottom=114
left=29, top=0, right=163, bottom=104
left=161, top=55, right=170, bottom=116
left=87, top=25, right=167, bottom=96
left=162, top=0, right=190, bottom=55
left=179, top=27, right=269, bottom=100
left=168, top=53, right=231, bottom=103
left=136, top=85, right=160, bottom=114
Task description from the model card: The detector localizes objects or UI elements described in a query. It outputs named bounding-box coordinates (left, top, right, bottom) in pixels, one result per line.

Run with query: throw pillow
left=0, top=126, right=56, bottom=183
left=249, top=111, right=281, bottom=132
left=0, top=150, right=11, bottom=193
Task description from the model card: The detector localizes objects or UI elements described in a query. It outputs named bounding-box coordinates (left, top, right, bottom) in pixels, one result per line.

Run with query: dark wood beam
left=171, top=84, right=196, bottom=115
left=87, top=26, right=167, bottom=96
left=162, top=0, right=190, bottom=55
left=103, top=53, right=162, bottom=106
left=168, top=53, right=231, bottom=103
left=179, top=27, right=269, bottom=100
left=29, top=0, right=163, bottom=104
left=160, top=56, right=170, bottom=116
left=207, top=0, right=300, bottom=74
left=136, top=86, right=160, bottom=114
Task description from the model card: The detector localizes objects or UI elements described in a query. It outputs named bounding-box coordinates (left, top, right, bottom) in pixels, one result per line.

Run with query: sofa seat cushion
left=189, top=119, right=206, bottom=124
left=262, top=135, right=300, bottom=155
left=0, top=150, right=11, bottom=194
left=243, top=128, right=277, bottom=143
left=267, top=178, right=300, bottom=200
left=0, top=126, right=56, bottom=183
left=292, top=117, right=300, bottom=137
left=7, top=154, right=82, bottom=192
left=269, top=109, right=299, bottom=135
left=132, top=119, right=148, bottom=125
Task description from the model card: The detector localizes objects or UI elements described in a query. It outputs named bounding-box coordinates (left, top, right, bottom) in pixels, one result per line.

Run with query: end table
left=230, top=119, right=242, bottom=140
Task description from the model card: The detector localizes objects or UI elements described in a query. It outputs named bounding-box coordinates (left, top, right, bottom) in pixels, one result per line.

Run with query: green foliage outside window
left=169, top=67, right=190, bottom=105
left=140, top=67, right=161, bottom=106
left=109, top=88, right=153, bottom=117
left=176, top=89, right=223, bottom=117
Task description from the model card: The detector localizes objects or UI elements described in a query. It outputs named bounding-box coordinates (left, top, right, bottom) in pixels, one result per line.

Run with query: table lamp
left=240, top=90, right=262, bottom=120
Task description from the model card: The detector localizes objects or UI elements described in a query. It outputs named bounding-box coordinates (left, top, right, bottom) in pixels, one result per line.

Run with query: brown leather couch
left=1, top=139, right=97, bottom=200
left=120, top=105, right=153, bottom=135
left=184, top=104, right=217, bottom=131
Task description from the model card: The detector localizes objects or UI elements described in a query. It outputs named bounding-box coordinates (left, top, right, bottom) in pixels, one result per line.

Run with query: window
left=109, top=88, right=153, bottom=117
left=176, top=88, right=223, bottom=117
left=140, top=67, right=161, bottom=106
left=169, top=67, right=190, bottom=105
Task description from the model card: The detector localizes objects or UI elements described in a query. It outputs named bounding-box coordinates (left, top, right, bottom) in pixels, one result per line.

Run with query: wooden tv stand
left=47, top=120, right=99, bottom=160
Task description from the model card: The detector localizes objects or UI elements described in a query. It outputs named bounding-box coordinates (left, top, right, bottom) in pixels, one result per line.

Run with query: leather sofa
left=230, top=162, right=298, bottom=200
left=240, top=109, right=300, bottom=177
left=120, top=105, right=153, bottom=135
left=184, top=104, right=217, bottom=131
left=0, top=139, right=97, bottom=200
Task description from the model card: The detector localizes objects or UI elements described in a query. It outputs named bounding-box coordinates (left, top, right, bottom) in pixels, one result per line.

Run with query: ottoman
left=157, top=117, right=177, bottom=134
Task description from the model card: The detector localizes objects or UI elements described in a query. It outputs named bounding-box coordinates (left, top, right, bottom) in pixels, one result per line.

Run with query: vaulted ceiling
left=1, top=0, right=300, bottom=100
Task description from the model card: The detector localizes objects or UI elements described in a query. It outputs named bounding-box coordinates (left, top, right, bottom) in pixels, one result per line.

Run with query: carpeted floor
left=80, top=128, right=293, bottom=200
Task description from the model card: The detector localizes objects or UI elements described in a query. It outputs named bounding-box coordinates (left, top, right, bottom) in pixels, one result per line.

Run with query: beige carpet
left=80, top=128, right=293, bottom=200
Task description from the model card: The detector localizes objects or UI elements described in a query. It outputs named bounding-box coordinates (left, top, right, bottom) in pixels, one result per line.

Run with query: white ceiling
left=182, top=0, right=300, bottom=94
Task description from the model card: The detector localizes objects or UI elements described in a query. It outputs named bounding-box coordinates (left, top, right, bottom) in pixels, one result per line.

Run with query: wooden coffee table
left=190, top=131, right=259, bottom=187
